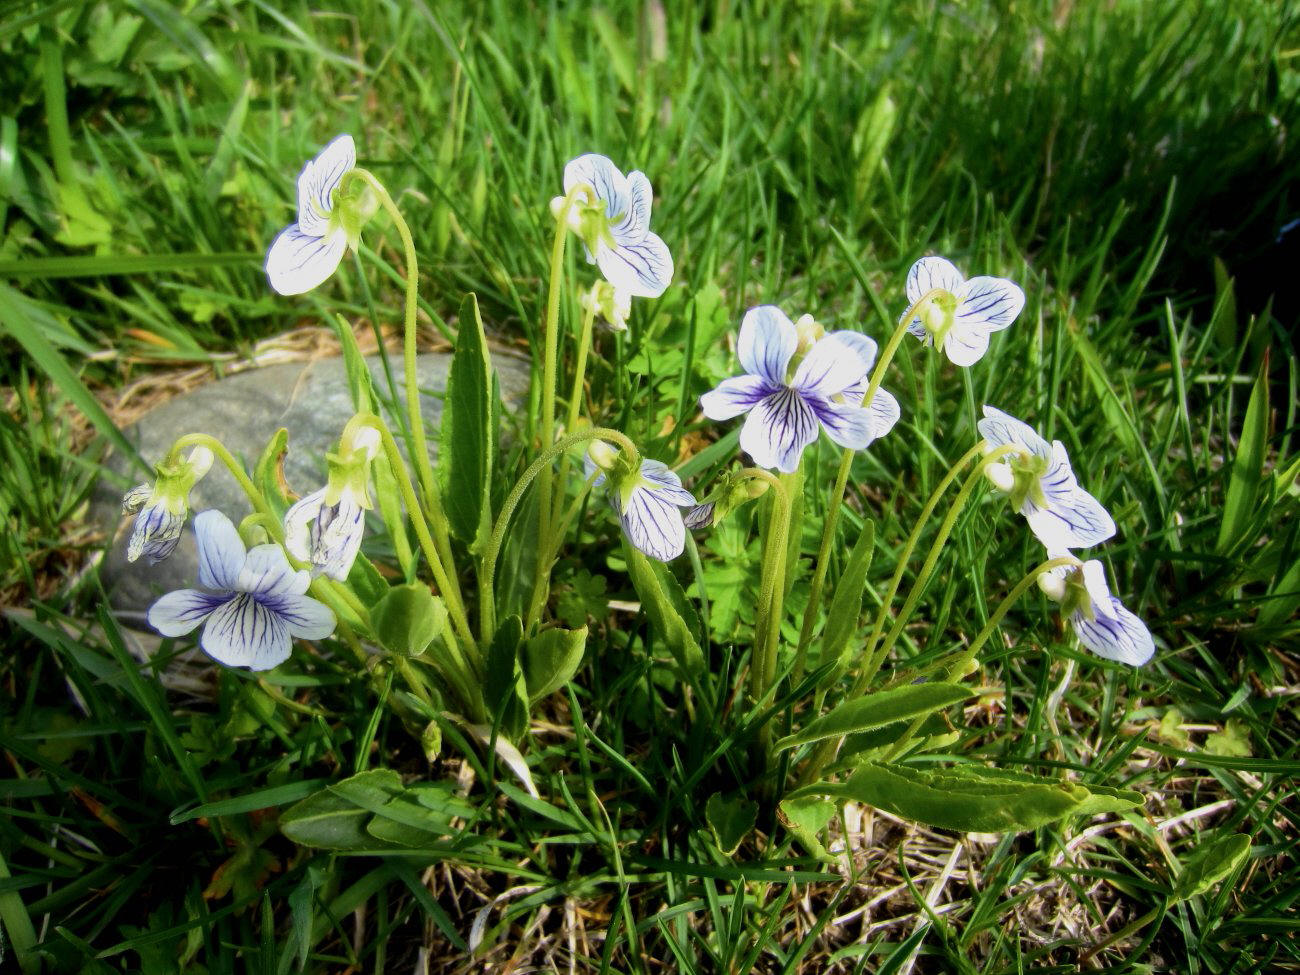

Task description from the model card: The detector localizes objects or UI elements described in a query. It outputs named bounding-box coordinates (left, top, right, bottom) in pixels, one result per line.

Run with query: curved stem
left=481, top=428, right=638, bottom=641
left=881, top=554, right=1078, bottom=761
left=170, top=434, right=274, bottom=527
left=349, top=170, right=463, bottom=613
left=853, top=443, right=1019, bottom=695
left=356, top=417, right=475, bottom=649
left=794, top=288, right=946, bottom=670
left=553, top=299, right=598, bottom=527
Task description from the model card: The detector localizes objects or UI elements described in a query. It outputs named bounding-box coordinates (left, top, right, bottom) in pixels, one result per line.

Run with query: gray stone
left=94, top=349, right=532, bottom=619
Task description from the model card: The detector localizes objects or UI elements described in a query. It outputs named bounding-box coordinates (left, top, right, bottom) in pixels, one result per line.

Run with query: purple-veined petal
left=619, top=485, right=687, bottom=561
left=866, top=386, right=902, bottom=441
left=283, top=488, right=326, bottom=564
left=906, top=256, right=965, bottom=306
left=581, top=452, right=608, bottom=490
left=941, top=322, right=991, bottom=367
left=295, top=134, right=355, bottom=235
left=236, top=544, right=310, bottom=598
left=264, top=593, right=337, bottom=640
left=200, top=592, right=292, bottom=671
left=1024, top=507, right=1088, bottom=553
left=309, top=493, right=367, bottom=581
left=122, top=483, right=152, bottom=514
left=194, top=510, right=245, bottom=591
left=791, top=330, right=877, bottom=397
left=148, top=589, right=228, bottom=637
left=637, top=460, right=696, bottom=506
left=700, top=374, right=776, bottom=420
left=612, top=170, right=653, bottom=243
left=1080, top=560, right=1115, bottom=617
left=1024, top=491, right=1116, bottom=551
left=127, top=502, right=184, bottom=564
left=563, top=154, right=630, bottom=219
left=683, top=502, right=715, bottom=530
left=977, top=406, right=1052, bottom=461
left=805, top=394, right=877, bottom=451
left=1071, top=597, right=1154, bottom=666
left=739, top=388, right=820, bottom=473
left=593, top=232, right=673, bottom=298
left=737, top=306, right=798, bottom=385
left=956, top=276, right=1024, bottom=334
left=265, top=224, right=348, bottom=296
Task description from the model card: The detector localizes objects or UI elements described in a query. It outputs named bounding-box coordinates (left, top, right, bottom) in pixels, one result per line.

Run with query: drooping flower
left=682, top=469, right=772, bottom=531
left=699, top=306, right=897, bottom=473
left=1038, top=557, right=1154, bottom=666
left=122, top=446, right=214, bottom=564
left=265, top=135, right=370, bottom=296
left=902, top=256, right=1024, bottom=367
left=551, top=153, right=673, bottom=298
left=585, top=445, right=696, bottom=561
left=148, top=510, right=336, bottom=671
left=581, top=279, right=632, bottom=332
left=977, top=406, right=1115, bottom=551
left=283, top=424, right=380, bottom=581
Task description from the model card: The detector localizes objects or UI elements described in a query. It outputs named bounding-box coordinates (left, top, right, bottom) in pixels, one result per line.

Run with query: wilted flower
left=699, top=306, right=897, bottom=473
left=122, top=446, right=214, bottom=564
left=682, top=469, right=773, bottom=530
left=552, top=153, right=673, bottom=298
left=978, top=406, right=1115, bottom=551
left=902, top=256, right=1024, bottom=367
left=265, top=135, right=371, bottom=296
left=284, top=424, right=380, bottom=581
left=1038, top=557, right=1154, bottom=666
left=148, top=510, right=336, bottom=671
left=585, top=446, right=696, bottom=561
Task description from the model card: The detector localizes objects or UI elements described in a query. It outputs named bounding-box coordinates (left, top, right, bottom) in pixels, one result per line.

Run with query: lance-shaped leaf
left=485, top=615, right=529, bottom=741
left=775, top=682, right=972, bottom=752
left=1216, top=351, right=1270, bottom=557
left=623, top=541, right=704, bottom=676
left=279, top=769, right=405, bottom=850
left=818, top=519, right=875, bottom=683
left=254, top=427, right=291, bottom=514
left=440, top=292, right=496, bottom=549
left=792, top=762, right=1141, bottom=833
left=1172, top=833, right=1251, bottom=902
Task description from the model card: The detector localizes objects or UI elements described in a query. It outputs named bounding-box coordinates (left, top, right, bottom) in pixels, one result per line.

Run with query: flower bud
left=586, top=440, right=621, bottom=473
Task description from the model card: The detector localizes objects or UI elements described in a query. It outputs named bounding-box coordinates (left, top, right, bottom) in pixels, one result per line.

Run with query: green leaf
left=775, top=683, right=973, bottom=752
left=778, top=797, right=838, bottom=864
left=485, top=616, right=529, bottom=741
left=1172, top=833, right=1252, bottom=902
left=522, top=625, right=587, bottom=703
left=794, top=762, right=1140, bottom=833
left=852, top=85, right=896, bottom=206
left=253, top=428, right=290, bottom=515
left=1205, top=718, right=1253, bottom=757
left=439, top=292, right=496, bottom=548
left=371, top=584, right=447, bottom=657
left=819, top=519, right=875, bottom=682
left=1217, top=352, right=1270, bottom=555
left=705, top=793, right=758, bottom=857
left=622, top=542, right=704, bottom=677
left=279, top=769, right=404, bottom=850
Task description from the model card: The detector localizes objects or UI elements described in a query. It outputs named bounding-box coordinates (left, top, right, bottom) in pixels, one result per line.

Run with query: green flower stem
left=170, top=434, right=274, bottom=526
left=854, top=443, right=1020, bottom=694
left=349, top=170, right=463, bottom=611
left=482, top=427, right=638, bottom=643
left=738, top=467, right=791, bottom=767
left=794, top=288, right=947, bottom=674
left=553, top=299, right=599, bottom=526
left=357, top=418, right=475, bottom=650
left=532, top=186, right=586, bottom=623
left=881, top=554, right=1078, bottom=762
left=321, top=577, right=370, bottom=626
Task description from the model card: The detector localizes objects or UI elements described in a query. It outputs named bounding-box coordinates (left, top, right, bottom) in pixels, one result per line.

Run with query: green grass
left=2, top=0, right=1299, bottom=972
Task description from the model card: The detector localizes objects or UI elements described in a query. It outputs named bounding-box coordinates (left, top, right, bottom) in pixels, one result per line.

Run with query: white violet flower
left=902, top=256, right=1024, bottom=367
left=122, top=446, right=214, bottom=564
left=1038, top=557, right=1155, bottom=666
left=699, top=306, right=899, bottom=473
left=284, top=425, right=380, bottom=581
left=585, top=446, right=696, bottom=562
left=265, top=134, right=367, bottom=296
left=148, top=510, right=336, bottom=671
left=978, top=406, right=1116, bottom=551
left=552, top=153, right=673, bottom=298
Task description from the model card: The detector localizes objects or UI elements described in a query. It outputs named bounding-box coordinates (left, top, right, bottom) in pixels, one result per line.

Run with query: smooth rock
left=95, top=349, right=531, bottom=619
